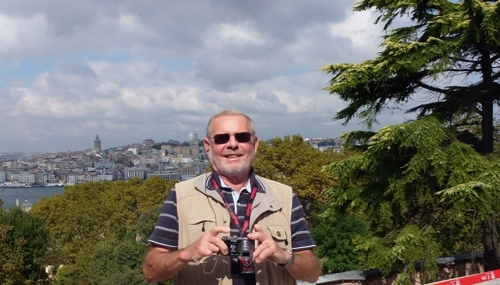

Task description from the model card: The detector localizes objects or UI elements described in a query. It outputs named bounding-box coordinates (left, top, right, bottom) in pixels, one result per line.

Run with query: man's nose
left=226, top=135, right=240, bottom=148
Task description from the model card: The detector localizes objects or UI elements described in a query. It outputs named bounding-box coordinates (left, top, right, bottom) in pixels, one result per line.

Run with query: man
left=143, top=110, right=321, bottom=285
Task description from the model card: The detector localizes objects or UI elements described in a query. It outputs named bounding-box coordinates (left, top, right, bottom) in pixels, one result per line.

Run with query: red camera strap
left=212, top=177, right=258, bottom=236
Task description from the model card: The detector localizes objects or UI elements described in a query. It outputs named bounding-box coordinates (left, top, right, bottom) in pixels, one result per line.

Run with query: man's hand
left=247, top=224, right=290, bottom=264
left=187, top=226, right=231, bottom=261
left=246, top=224, right=321, bottom=283
left=143, top=226, right=230, bottom=282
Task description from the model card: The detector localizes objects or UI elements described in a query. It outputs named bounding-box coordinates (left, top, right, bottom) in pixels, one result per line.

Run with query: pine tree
left=323, top=117, right=500, bottom=284
left=322, top=0, right=500, bottom=270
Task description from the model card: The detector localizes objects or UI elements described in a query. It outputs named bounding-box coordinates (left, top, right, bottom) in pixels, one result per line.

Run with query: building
left=21, top=199, right=32, bottom=212
left=189, top=131, right=198, bottom=142
left=142, top=139, right=155, bottom=148
left=148, top=171, right=181, bottom=181
left=124, top=167, right=148, bottom=180
left=94, top=134, right=101, bottom=152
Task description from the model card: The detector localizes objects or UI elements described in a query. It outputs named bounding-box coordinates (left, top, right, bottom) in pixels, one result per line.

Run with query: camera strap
left=212, top=177, right=258, bottom=236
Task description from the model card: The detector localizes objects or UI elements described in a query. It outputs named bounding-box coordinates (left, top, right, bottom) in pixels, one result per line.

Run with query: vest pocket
left=188, top=217, right=216, bottom=233
left=266, top=225, right=289, bottom=247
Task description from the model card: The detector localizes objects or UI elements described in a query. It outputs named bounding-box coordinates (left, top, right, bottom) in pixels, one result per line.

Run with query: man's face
left=204, top=114, right=259, bottom=178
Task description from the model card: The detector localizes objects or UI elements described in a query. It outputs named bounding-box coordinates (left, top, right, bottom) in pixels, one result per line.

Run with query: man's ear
left=203, top=138, right=210, bottom=151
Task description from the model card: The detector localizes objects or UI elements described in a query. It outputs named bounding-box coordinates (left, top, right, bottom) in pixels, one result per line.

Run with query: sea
left=0, top=186, right=65, bottom=210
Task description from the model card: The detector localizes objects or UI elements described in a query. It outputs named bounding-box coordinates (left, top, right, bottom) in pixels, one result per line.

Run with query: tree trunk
left=480, top=98, right=494, bottom=154
left=482, top=215, right=500, bottom=271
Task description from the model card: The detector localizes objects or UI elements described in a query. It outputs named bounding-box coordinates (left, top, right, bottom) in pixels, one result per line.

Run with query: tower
left=188, top=131, right=198, bottom=142
left=94, top=134, right=101, bottom=152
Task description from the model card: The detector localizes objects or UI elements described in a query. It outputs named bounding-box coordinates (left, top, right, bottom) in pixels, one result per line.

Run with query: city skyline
left=0, top=130, right=342, bottom=155
left=1, top=123, right=384, bottom=153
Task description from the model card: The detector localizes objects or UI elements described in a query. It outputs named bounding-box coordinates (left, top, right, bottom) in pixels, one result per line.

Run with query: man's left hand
left=247, top=224, right=290, bottom=264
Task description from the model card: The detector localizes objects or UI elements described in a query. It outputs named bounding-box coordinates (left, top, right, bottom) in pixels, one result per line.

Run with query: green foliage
left=0, top=224, right=25, bottom=285
left=100, top=268, right=151, bottom=285
left=340, top=130, right=378, bottom=151
left=137, top=203, right=163, bottom=244
left=252, top=135, right=366, bottom=273
left=323, top=117, right=500, bottom=283
left=31, top=178, right=174, bottom=262
left=86, top=243, right=120, bottom=284
left=253, top=134, right=346, bottom=221
left=77, top=238, right=148, bottom=285
left=310, top=209, right=367, bottom=273
left=136, top=176, right=176, bottom=214
left=52, top=265, right=82, bottom=285
left=0, top=207, right=49, bottom=283
left=30, top=177, right=175, bottom=284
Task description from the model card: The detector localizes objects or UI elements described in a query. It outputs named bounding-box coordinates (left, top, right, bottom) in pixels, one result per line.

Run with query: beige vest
left=173, top=173, right=296, bottom=285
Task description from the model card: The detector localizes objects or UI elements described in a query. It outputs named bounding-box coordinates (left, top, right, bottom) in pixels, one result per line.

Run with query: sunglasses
left=212, top=132, right=253, bottom=144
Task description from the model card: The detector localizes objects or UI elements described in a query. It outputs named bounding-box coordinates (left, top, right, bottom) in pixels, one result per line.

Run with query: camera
left=222, top=236, right=255, bottom=276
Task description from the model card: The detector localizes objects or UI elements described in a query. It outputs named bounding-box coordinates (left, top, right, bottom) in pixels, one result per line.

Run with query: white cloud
left=210, top=22, right=266, bottom=47
left=0, top=13, right=49, bottom=56
left=328, top=9, right=382, bottom=61
left=0, top=0, right=401, bottom=152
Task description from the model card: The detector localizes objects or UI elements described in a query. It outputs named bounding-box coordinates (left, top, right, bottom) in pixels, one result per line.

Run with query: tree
left=251, top=135, right=364, bottom=272
left=101, top=268, right=151, bottom=285
left=252, top=134, right=344, bottom=222
left=322, top=0, right=500, bottom=154
left=0, top=224, right=25, bottom=285
left=323, top=117, right=500, bottom=284
left=310, top=207, right=367, bottom=274
left=321, top=0, right=500, bottom=270
left=52, top=264, right=82, bottom=285
left=76, top=237, right=148, bottom=285
left=135, top=176, right=176, bottom=214
left=0, top=207, right=50, bottom=283
left=30, top=178, right=174, bottom=284
left=31, top=178, right=174, bottom=263
left=137, top=204, right=163, bottom=244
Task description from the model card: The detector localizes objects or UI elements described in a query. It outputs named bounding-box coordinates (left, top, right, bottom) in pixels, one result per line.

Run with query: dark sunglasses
left=212, top=132, right=253, bottom=144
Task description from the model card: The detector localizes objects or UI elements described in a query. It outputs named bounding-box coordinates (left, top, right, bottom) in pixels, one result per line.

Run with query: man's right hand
left=185, top=226, right=231, bottom=261
left=143, top=226, right=231, bottom=282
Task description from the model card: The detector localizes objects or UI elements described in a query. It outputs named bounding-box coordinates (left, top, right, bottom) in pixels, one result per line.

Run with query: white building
left=189, top=131, right=198, bottom=142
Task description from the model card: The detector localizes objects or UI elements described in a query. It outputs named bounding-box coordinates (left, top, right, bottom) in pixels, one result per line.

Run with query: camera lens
left=237, top=239, right=254, bottom=260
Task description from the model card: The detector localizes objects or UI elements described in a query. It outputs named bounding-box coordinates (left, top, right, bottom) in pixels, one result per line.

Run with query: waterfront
left=0, top=186, right=65, bottom=210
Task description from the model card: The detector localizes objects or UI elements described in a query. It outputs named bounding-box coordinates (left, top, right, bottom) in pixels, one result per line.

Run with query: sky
left=0, top=0, right=410, bottom=153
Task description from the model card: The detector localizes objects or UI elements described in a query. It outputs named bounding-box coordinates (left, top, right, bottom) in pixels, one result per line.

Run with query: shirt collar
left=206, top=168, right=265, bottom=193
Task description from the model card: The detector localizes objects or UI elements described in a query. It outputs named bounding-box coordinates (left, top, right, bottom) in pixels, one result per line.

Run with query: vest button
left=270, top=205, right=273, bottom=208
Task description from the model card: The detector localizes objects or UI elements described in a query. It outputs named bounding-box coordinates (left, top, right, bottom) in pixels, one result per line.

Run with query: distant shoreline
left=0, top=186, right=66, bottom=210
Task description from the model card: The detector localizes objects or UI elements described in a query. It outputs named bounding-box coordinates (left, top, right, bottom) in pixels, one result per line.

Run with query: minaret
left=94, top=134, right=102, bottom=152
left=189, top=131, right=198, bottom=142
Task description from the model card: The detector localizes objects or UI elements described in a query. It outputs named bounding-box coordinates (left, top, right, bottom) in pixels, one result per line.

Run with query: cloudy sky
left=0, top=0, right=408, bottom=153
